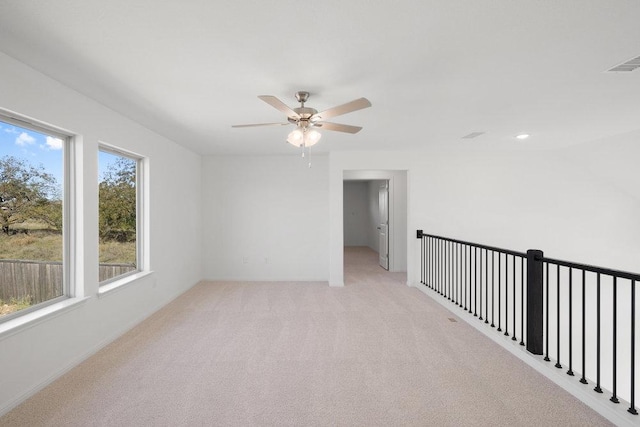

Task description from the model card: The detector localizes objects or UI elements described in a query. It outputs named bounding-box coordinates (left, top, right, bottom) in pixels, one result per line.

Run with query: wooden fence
left=0, top=260, right=136, bottom=303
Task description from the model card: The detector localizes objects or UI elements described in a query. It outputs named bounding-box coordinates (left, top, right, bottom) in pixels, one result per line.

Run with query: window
left=0, top=114, right=69, bottom=321
left=98, top=146, right=142, bottom=284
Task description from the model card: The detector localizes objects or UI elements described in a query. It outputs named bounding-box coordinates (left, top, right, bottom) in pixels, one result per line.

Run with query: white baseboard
left=412, top=281, right=639, bottom=427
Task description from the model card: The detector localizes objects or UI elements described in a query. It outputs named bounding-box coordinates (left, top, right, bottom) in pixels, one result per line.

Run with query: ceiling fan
left=232, top=91, right=371, bottom=148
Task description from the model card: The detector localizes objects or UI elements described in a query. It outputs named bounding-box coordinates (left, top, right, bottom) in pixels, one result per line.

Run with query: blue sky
left=0, top=119, right=64, bottom=190
left=0, top=119, right=117, bottom=189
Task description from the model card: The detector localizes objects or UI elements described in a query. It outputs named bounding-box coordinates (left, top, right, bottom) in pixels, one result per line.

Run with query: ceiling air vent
left=462, top=132, right=485, bottom=139
left=607, top=55, right=640, bottom=72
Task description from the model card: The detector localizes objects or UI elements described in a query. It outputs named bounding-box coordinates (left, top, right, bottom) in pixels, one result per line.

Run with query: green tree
left=99, top=156, right=136, bottom=242
left=0, top=156, right=60, bottom=235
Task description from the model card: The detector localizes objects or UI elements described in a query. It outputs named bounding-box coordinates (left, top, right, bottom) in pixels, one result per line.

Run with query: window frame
left=0, top=111, right=73, bottom=324
left=97, top=143, right=146, bottom=288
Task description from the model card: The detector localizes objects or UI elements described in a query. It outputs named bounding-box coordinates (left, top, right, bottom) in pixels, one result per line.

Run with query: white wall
left=330, top=146, right=640, bottom=286
left=201, top=155, right=329, bottom=281
left=343, top=181, right=371, bottom=247
left=0, top=52, right=202, bottom=415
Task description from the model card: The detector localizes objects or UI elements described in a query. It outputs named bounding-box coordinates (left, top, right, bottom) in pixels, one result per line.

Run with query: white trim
left=0, top=296, right=89, bottom=341
left=96, top=143, right=147, bottom=284
left=0, top=110, right=75, bottom=323
left=0, top=108, right=75, bottom=141
left=98, top=270, right=155, bottom=296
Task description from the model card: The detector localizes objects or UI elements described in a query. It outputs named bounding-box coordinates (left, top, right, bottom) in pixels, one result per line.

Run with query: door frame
left=342, top=171, right=399, bottom=274
left=378, top=180, right=389, bottom=270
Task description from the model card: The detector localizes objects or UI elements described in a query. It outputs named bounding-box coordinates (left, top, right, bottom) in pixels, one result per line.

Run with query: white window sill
left=98, top=270, right=154, bottom=297
left=0, top=296, right=90, bottom=341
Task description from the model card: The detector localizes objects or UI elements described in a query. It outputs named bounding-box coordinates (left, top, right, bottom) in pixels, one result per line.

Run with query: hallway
left=1, top=247, right=609, bottom=426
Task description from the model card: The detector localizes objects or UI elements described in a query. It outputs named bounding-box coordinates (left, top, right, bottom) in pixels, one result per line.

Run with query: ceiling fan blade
left=258, top=95, right=301, bottom=119
left=313, top=97, right=371, bottom=121
left=315, top=122, right=363, bottom=134
left=232, top=122, right=290, bottom=128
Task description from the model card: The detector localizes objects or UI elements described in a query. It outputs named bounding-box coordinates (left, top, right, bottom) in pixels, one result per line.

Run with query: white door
left=378, top=181, right=389, bottom=270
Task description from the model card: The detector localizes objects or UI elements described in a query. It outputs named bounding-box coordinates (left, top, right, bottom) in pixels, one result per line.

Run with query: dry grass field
left=0, top=226, right=135, bottom=314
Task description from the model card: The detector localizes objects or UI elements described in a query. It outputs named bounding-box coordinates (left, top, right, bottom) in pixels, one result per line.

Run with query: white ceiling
left=0, top=1, right=639, bottom=155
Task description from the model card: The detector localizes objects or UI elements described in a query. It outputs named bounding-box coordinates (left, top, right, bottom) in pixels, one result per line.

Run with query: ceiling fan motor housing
left=289, top=107, right=318, bottom=128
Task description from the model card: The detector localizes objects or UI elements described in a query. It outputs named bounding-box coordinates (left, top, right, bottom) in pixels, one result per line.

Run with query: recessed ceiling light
left=516, top=134, right=530, bottom=140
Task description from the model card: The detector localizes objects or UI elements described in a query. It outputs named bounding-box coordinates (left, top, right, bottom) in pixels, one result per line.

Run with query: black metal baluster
left=512, top=255, right=517, bottom=341
left=456, top=243, right=459, bottom=305
left=436, top=239, right=439, bottom=293
left=424, top=236, right=427, bottom=286
left=448, top=241, right=452, bottom=300
left=446, top=241, right=450, bottom=299
left=443, top=240, right=447, bottom=297
left=453, top=242, right=457, bottom=304
left=505, top=254, right=509, bottom=337
left=449, top=242, right=455, bottom=301
left=433, top=239, right=436, bottom=291
left=520, top=257, right=525, bottom=346
left=440, top=240, right=447, bottom=296
left=424, top=236, right=427, bottom=285
left=452, top=242, right=456, bottom=303
left=567, top=268, right=574, bottom=376
left=580, top=270, right=587, bottom=384
left=453, top=242, right=456, bottom=302
left=594, top=273, right=602, bottom=392
left=629, top=280, right=637, bottom=415
left=423, top=236, right=426, bottom=285
left=464, top=245, right=468, bottom=311
left=440, top=239, right=444, bottom=295
left=498, top=253, right=502, bottom=332
left=469, top=245, right=473, bottom=314
left=544, top=262, right=550, bottom=362
left=611, top=276, right=619, bottom=403
left=445, top=240, right=448, bottom=298
left=474, top=247, right=478, bottom=317
left=428, top=237, right=432, bottom=289
left=485, top=249, right=489, bottom=324
left=439, top=239, right=443, bottom=295
left=459, top=244, right=462, bottom=307
left=491, top=251, right=495, bottom=328
left=555, top=265, right=562, bottom=368
left=433, top=238, right=436, bottom=291
left=431, top=237, right=434, bottom=290
left=479, top=249, right=483, bottom=320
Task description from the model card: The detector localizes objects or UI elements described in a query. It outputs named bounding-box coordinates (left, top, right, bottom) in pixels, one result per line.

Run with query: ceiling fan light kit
left=287, top=128, right=321, bottom=147
left=233, top=91, right=371, bottom=166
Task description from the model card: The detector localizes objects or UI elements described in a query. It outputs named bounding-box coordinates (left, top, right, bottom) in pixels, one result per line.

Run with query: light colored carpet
left=1, top=247, right=610, bottom=426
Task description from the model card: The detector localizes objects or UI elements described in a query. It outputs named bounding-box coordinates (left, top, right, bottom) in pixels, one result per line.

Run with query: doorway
left=343, top=179, right=389, bottom=270
left=342, top=170, right=406, bottom=275
left=331, top=170, right=407, bottom=286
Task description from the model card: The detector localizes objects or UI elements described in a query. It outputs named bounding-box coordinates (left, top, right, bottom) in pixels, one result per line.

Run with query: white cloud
left=45, top=136, right=63, bottom=150
left=15, top=132, right=36, bottom=146
left=4, top=126, right=18, bottom=134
